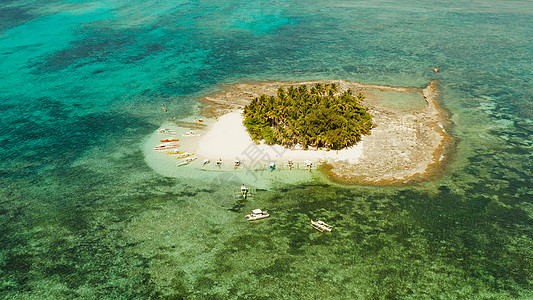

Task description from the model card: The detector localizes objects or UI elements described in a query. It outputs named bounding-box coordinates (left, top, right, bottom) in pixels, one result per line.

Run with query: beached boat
left=177, top=156, right=197, bottom=166
left=166, top=150, right=185, bottom=155
left=158, top=128, right=176, bottom=134
left=182, top=131, right=200, bottom=137
left=245, top=209, right=270, bottom=221
left=154, top=144, right=179, bottom=150
left=311, top=220, right=333, bottom=232
left=175, top=152, right=194, bottom=159
left=160, top=138, right=180, bottom=143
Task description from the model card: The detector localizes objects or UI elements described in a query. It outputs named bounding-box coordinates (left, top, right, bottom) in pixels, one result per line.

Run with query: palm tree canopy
left=242, top=84, right=373, bottom=150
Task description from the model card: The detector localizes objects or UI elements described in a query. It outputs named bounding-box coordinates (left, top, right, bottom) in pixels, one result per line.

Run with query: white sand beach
left=196, top=111, right=364, bottom=164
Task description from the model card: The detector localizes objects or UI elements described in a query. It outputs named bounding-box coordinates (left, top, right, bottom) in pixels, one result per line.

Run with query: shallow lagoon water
left=1, top=0, right=532, bottom=298
left=371, top=90, right=427, bottom=112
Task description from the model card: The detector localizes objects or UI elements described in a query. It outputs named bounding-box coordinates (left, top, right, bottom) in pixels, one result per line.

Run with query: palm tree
left=242, top=84, right=372, bottom=151
left=329, top=83, right=338, bottom=94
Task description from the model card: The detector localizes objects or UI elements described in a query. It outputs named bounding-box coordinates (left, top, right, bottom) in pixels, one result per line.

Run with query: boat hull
left=245, top=213, right=270, bottom=221
left=311, top=220, right=333, bottom=232
left=177, top=156, right=197, bottom=166
left=154, top=144, right=179, bottom=150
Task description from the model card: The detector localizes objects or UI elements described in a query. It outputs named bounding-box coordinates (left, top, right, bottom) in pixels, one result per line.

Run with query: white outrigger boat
left=311, top=220, right=333, bottom=232
left=158, top=128, right=176, bottom=134
left=166, top=150, right=186, bottom=155
left=175, top=152, right=194, bottom=159
left=245, top=209, right=270, bottom=221
left=177, top=156, right=196, bottom=166
left=154, top=144, right=179, bottom=151
left=182, top=131, right=200, bottom=137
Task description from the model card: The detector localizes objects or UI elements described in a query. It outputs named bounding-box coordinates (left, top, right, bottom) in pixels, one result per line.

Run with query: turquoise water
left=1, top=0, right=532, bottom=298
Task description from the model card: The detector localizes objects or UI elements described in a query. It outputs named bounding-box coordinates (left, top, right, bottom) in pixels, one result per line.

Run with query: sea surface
left=1, top=0, right=532, bottom=298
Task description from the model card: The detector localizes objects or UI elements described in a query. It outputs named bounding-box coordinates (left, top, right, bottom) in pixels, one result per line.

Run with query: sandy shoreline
left=145, top=79, right=452, bottom=185
left=196, top=111, right=364, bottom=164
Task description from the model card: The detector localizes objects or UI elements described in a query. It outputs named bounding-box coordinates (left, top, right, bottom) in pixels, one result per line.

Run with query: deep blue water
left=1, top=0, right=532, bottom=298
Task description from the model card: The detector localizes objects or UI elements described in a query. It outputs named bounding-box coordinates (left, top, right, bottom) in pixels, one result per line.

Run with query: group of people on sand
left=212, top=158, right=236, bottom=169
left=286, top=160, right=311, bottom=171
left=211, top=158, right=312, bottom=171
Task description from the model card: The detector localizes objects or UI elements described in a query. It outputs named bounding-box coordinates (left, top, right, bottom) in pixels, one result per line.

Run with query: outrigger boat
left=177, top=156, right=196, bottom=166
left=166, top=150, right=185, bottom=155
left=154, top=144, right=179, bottom=150
left=245, top=209, right=270, bottom=221
left=160, top=138, right=179, bottom=143
left=158, top=128, right=176, bottom=134
left=311, top=220, right=333, bottom=232
left=182, top=131, right=200, bottom=137
left=175, top=152, right=194, bottom=159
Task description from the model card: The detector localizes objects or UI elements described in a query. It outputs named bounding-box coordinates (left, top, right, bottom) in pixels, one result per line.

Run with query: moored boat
left=311, top=220, right=333, bottom=232
left=245, top=209, right=270, bottom=221
left=158, top=128, right=176, bottom=134
left=182, top=131, right=200, bottom=137
left=160, top=138, right=180, bottom=143
left=175, top=152, right=194, bottom=159
left=154, top=144, right=180, bottom=150
left=166, top=150, right=186, bottom=155
left=177, top=156, right=197, bottom=166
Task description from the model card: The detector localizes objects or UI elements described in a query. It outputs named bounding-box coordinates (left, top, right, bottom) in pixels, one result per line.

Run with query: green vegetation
left=243, top=83, right=373, bottom=150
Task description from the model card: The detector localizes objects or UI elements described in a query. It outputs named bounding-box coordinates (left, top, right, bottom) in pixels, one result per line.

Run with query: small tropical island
left=243, top=83, right=373, bottom=150
left=144, top=79, right=452, bottom=185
